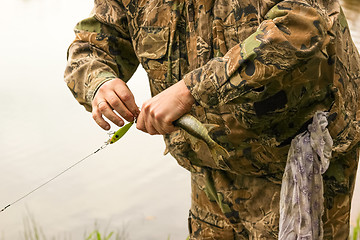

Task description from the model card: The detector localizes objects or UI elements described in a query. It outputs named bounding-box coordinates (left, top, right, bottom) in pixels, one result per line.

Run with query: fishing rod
left=0, top=122, right=134, bottom=213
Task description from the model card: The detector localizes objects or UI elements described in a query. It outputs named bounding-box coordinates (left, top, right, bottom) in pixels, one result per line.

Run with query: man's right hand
left=92, top=78, right=140, bottom=130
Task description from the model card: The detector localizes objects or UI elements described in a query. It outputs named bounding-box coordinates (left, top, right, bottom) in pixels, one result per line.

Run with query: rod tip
left=0, top=204, right=10, bottom=212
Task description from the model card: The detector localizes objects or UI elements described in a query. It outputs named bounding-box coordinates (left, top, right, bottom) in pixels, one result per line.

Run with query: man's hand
left=92, top=78, right=140, bottom=130
left=136, top=80, right=195, bottom=135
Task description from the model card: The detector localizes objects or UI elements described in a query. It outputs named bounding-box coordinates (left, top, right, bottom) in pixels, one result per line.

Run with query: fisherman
left=65, top=0, right=360, bottom=239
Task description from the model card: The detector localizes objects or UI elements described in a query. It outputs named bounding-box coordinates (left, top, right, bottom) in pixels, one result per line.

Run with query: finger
left=92, top=103, right=111, bottom=130
left=150, top=119, right=173, bottom=135
left=158, top=113, right=178, bottom=134
left=136, top=111, right=158, bottom=135
left=136, top=116, right=145, bottom=132
left=137, top=103, right=156, bottom=134
left=144, top=119, right=159, bottom=135
left=106, top=92, right=135, bottom=122
left=95, top=78, right=139, bottom=121
left=114, top=83, right=140, bottom=118
left=136, top=111, right=147, bottom=133
left=160, top=122, right=177, bottom=134
left=97, top=101, right=124, bottom=127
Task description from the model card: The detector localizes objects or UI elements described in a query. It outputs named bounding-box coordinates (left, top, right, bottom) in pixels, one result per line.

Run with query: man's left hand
left=136, top=80, right=195, bottom=135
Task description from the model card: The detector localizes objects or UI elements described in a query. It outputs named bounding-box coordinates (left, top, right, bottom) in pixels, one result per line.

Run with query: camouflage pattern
left=64, top=0, right=360, bottom=238
left=188, top=147, right=358, bottom=239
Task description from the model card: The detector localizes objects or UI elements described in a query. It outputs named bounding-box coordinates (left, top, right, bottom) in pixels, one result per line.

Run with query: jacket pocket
left=136, top=26, right=172, bottom=96
left=136, top=26, right=170, bottom=59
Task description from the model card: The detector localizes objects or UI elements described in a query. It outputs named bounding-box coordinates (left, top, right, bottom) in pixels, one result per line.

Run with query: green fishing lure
left=1, top=115, right=230, bottom=213
left=108, top=121, right=134, bottom=144
left=0, top=121, right=135, bottom=213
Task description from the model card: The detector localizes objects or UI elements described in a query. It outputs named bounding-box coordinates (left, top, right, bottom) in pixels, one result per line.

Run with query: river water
left=0, top=0, right=359, bottom=239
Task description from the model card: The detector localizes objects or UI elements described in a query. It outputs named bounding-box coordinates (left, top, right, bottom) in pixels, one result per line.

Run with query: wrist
left=90, top=72, right=117, bottom=102
left=178, top=80, right=195, bottom=107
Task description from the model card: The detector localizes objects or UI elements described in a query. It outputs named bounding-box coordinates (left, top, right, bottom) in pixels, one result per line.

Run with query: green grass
left=85, top=230, right=126, bottom=240
left=22, top=214, right=47, bottom=240
left=11, top=212, right=360, bottom=240
left=20, top=212, right=128, bottom=240
left=353, top=215, right=360, bottom=240
left=84, top=222, right=128, bottom=240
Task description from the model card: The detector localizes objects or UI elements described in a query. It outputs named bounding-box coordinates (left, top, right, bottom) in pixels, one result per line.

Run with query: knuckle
left=141, top=103, right=150, bottom=112
left=136, top=124, right=143, bottom=131
left=156, top=112, right=165, bottom=120
left=108, top=97, right=120, bottom=107
left=98, top=103, right=107, bottom=112
left=149, top=131, right=157, bottom=135
left=123, top=113, right=132, bottom=121
left=149, top=108, right=156, bottom=117
left=163, top=116, right=173, bottom=125
left=116, top=78, right=125, bottom=85
left=153, top=112, right=166, bottom=123
left=120, top=92, right=132, bottom=102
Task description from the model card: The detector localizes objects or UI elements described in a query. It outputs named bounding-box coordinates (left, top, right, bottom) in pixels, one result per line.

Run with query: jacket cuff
left=182, top=68, right=220, bottom=109
left=86, top=71, right=117, bottom=104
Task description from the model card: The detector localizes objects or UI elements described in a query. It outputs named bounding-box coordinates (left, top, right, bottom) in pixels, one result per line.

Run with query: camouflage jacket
left=65, top=0, right=360, bottom=179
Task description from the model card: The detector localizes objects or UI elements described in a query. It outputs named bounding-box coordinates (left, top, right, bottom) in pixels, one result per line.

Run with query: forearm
left=65, top=40, right=120, bottom=111
left=64, top=2, right=139, bottom=112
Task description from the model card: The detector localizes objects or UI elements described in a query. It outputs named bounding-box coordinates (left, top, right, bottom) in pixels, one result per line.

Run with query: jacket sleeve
left=64, top=0, right=139, bottom=112
left=183, top=0, right=332, bottom=110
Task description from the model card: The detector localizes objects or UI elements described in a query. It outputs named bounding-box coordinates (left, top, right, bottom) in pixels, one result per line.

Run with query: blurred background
left=0, top=0, right=359, bottom=239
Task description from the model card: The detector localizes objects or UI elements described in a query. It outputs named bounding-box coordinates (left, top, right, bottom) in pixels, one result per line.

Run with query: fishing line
left=0, top=142, right=109, bottom=213
left=0, top=122, right=135, bottom=213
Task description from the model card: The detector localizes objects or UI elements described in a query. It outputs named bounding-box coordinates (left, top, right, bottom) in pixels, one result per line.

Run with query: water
left=0, top=1, right=190, bottom=239
left=0, top=0, right=359, bottom=239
